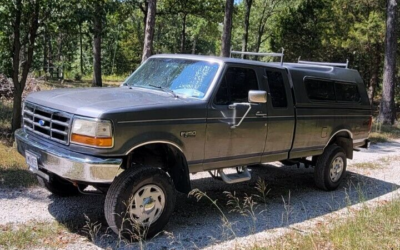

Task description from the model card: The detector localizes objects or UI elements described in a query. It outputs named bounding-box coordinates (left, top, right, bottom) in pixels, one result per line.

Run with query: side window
left=305, top=79, right=336, bottom=101
left=215, top=67, right=259, bottom=105
left=265, top=70, right=287, bottom=108
left=335, top=82, right=361, bottom=102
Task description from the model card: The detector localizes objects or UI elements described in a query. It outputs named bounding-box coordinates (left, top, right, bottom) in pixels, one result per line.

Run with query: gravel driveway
left=1, top=140, right=400, bottom=249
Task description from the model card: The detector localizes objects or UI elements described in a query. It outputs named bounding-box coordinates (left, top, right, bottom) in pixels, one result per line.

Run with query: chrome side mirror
left=249, top=90, right=267, bottom=103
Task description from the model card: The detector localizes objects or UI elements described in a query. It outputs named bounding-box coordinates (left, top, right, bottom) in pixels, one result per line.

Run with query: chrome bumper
left=15, top=129, right=123, bottom=183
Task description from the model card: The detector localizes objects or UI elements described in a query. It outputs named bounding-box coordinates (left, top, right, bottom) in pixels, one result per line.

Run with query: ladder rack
left=297, top=59, right=349, bottom=68
left=230, top=49, right=285, bottom=66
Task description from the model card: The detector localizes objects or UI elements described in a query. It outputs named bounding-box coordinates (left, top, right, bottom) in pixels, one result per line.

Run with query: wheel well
left=327, top=131, right=353, bottom=159
left=126, top=143, right=191, bottom=193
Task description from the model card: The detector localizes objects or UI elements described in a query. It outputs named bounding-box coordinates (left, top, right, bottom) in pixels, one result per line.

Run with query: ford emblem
left=38, top=120, right=46, bottom=126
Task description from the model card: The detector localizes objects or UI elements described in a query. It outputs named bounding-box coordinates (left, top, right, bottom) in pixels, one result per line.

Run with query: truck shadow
left=47, top=164, right=398, bottom=249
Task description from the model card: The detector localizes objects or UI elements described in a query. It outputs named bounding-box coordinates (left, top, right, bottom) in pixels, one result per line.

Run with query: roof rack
left=230, top=48, right=285, bottom=66
left=297, top=58, right=349, bottom=69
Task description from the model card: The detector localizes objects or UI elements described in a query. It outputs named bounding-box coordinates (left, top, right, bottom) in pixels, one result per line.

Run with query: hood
left=26, top=86, right=196, bottom=117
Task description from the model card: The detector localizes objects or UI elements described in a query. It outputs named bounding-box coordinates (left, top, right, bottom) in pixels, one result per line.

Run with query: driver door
left=203, top=65, right=268, bottom=170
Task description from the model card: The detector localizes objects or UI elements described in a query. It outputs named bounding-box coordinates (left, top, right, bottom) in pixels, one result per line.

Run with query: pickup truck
left=15, top=52, right=371, bottom=238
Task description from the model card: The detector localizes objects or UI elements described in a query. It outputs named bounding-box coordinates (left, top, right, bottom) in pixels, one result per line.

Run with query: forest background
left=0, top=0, right=399, bottom=131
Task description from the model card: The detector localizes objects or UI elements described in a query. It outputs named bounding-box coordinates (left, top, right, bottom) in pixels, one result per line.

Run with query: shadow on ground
left=41, top=163, right=399, bottom=249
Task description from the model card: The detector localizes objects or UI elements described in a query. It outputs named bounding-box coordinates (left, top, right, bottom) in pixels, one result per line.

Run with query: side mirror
left=249, top=90, right=267, bottom=103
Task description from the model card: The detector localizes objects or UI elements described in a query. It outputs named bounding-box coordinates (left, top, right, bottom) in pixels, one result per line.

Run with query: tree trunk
left=57, top=33, right=63, bottom=79
left=368, top=43, right=381, bottom=103
left=378, top=0, right=397, bottom=125
left=11, top=0, right=22, bottom=133
left=255, top=23, right=265, bottom=53
left=180, top=14, right=187, bottom=53
left=241, top=0, right=252, bottom=59
left=43, top=30, right=48, bottom=76
left=192, top=35, right=197, bottom=54
left=80, top=23, right=84, bottom=76
left=221, top=0, right=234, bottom=57
left=92, top=2, right=102, bottom=87
left=142, top=0, right=157, bottom=62
left=48, top=34, right=53, bottom=78
left=140, top=1, right=149, bottom=37
left=12, top=0, right=40, bottom=133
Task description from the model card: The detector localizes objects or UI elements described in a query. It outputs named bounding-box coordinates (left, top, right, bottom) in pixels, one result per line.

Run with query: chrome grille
left=23, top=103, right=72, bottom=145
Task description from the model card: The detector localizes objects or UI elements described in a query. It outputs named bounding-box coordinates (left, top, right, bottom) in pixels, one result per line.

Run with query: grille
left=23, top=103, right=73, bottom=145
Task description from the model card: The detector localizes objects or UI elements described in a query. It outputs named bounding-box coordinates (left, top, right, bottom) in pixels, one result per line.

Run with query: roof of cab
left=150, top=54, right=357, bottom=73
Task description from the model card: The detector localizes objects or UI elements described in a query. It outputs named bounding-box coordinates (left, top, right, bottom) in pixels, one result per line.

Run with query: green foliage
left=0, top=0, right=398, bottom=108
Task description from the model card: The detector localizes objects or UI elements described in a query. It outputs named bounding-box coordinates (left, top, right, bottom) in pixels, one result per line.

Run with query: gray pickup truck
left=15, top=52, right=371, bottom=237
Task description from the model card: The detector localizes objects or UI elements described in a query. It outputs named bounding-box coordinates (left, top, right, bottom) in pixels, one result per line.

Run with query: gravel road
left=1, top=140, right=400, bottom=250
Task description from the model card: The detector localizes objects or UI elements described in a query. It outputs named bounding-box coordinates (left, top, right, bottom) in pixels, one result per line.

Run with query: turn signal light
left=71, top=133, right=113, bottom=147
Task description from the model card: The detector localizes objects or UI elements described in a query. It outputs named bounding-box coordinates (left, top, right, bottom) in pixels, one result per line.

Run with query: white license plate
left=25, top=151, right=39, bottom=171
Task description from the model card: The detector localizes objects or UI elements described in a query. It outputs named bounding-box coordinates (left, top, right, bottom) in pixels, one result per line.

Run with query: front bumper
left=15, top=129, right=123, bottom=183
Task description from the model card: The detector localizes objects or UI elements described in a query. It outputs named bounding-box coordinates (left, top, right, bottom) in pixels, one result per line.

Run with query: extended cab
left=15, top=53, right=371, bottom=237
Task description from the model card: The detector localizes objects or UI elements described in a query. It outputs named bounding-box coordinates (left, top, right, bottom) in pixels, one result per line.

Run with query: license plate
left=25, top=151, right=39, bottom=171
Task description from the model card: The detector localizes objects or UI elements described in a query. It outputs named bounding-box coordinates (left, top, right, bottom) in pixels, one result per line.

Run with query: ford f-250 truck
left=15, top=52, right=371, bottom=237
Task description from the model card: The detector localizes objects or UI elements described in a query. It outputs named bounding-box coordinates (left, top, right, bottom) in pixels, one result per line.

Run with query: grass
left=351, top=161, right=383, bottom=170
left=0, top=143, right=37, bottom=188
left=0, top=99, right=36, bottom=187
left=351, top=155, right=400, bottom=170
left=40, top=79, right=121, bottom=91
left=0, top=100, right=13, bottom=139
left=369, top=123, right=400, bottom=143
left=0, top=221, right=79, bottom=249
left=81, top=74, right=127, bottom=83
left=256, top=198, right=400, bottom=250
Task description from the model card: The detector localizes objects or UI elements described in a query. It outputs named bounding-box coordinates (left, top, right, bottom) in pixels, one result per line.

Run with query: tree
left=92, top=1, right=103, bottom=87
left=10, top=0, right=41, bottom=132
left=221, top=0, right=234, bottom=57
left=142, top=0, right=157, bottom=62
left=379, top=0, right=397, bottom=124
left=241, top=0, right=253, bottom=58
left=253, top=0, right=281, bottom=53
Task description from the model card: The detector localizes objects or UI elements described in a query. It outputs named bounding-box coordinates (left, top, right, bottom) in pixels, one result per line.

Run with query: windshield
left=123, top=58, right=220, bottom=98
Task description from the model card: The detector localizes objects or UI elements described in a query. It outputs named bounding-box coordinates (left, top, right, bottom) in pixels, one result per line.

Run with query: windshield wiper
left=148, top=84, right=178, bottom=98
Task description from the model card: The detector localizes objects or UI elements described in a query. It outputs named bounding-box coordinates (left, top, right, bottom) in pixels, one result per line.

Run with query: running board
left=217, top=167, right=251, bottom=184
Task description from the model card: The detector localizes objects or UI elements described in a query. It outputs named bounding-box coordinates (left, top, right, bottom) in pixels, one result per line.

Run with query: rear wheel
left=37, top=175, right=86, bottom=196
left=104, top=166, right=176, bottom=239
left=314, top=145, right=347, bottom=191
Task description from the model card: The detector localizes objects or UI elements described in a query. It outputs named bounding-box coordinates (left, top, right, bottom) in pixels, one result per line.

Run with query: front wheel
left=104, top=166, right=176, bottom=239
left=314, top=145, right=347, bottom=191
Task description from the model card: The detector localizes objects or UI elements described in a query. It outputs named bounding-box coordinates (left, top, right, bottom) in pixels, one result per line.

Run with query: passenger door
left=262, top=68, right=295, bottom=162
left=204, top=65, right=268, bottom=170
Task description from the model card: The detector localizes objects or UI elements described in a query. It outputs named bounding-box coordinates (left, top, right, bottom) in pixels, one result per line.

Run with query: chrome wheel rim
left=129, top=184, right=165, bottom=225
left=330, top=156, right=344, bottom=182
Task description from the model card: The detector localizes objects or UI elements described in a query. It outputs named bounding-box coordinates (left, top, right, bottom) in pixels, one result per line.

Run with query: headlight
left=70, top=118, right=113, bottom=148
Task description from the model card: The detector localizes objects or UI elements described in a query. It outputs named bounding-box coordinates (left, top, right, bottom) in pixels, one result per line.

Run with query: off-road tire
left=104, top=166, right=176, bottom=239
left=37, top=175, right=86, bottom=197
left=314, top=145, right=347, bottom=191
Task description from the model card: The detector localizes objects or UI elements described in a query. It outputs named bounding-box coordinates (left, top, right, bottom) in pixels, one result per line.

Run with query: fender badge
left=180, top=131, right=196, bottom=138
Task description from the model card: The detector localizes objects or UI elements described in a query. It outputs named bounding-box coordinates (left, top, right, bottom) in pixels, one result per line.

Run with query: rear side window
left=335, top=82, right=361, bottom=102
left=265, top=70, right=287, bottom=108
left=305, top=79, right=335, bottom=101
left=215, top=67, right=259, bottom=105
